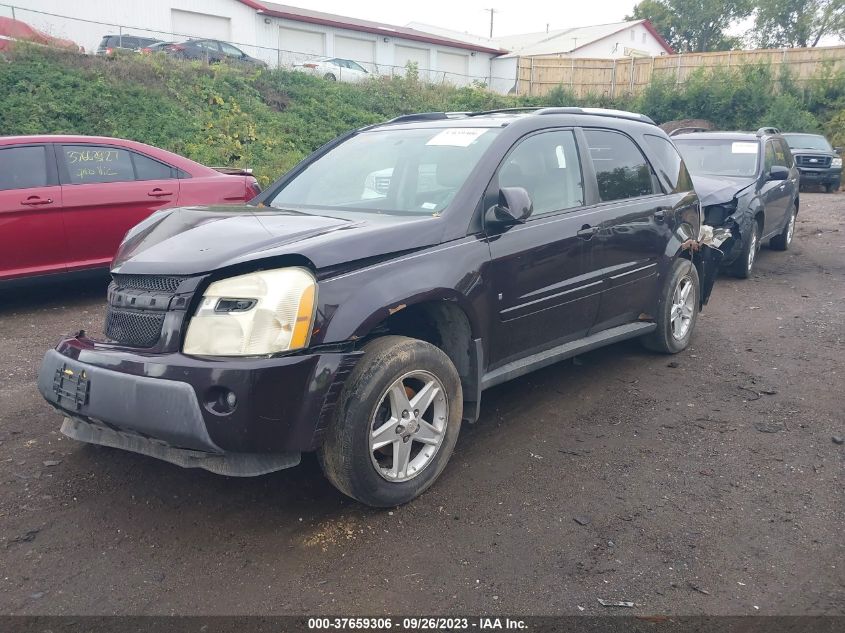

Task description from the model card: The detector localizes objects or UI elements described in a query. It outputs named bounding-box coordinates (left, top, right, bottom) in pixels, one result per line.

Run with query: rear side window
left=62, top=145, right=135, bottom=184
left=644, top=134, right=693, bottom=193
left=61, top=145, right=178, bottom=184
left=584, top=129, right=656, bottom=201
left=132, top=152, right=176, bottom=180
left=0, top=146, right=49, bottom=191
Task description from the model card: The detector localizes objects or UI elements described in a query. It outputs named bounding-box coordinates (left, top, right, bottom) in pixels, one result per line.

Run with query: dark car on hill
left=782, top=133, right=842, bottom=193
left=673, top=128, right=800, bottom=278
left=96, top=34, right=163, bottom=55
left=161, top=39, right=267, bottom=67
left=37, top=108, right=724, bottom=507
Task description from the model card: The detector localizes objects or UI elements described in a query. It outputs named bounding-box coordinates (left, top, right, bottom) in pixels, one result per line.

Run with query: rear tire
left=770, top=204, right=796, bottom=251
left=324, top=73, right=337, bottom=81
left=730, top=220, right=761, bottom=279
left=641, top=257, right=700, bottom=354
left=318, top=336, right=462, bottom=507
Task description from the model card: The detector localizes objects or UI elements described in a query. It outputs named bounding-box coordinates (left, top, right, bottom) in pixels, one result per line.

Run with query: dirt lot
left=0, top=192, right=843, bottom=616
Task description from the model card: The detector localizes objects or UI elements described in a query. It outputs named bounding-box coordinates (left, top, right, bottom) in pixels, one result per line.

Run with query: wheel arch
left=358, top=299, right=481, bottom=419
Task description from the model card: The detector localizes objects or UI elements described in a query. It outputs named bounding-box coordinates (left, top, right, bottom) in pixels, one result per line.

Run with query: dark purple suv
left=38, top=108, right=724, bottom=506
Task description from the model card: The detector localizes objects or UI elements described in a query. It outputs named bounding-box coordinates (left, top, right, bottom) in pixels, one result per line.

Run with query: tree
left=751, top=0, right=845, bottom=48
left=626, top=0, right=753, bottom=52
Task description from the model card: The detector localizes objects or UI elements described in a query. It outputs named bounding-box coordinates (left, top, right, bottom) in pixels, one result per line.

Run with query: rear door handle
left=21, top=196, right=53, bottom=206
left=577, top=224, right=597, bottom=239
left=147, top=189, right=174, bottom=197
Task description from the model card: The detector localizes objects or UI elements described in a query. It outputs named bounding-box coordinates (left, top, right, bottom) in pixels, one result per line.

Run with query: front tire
left=324, top=72, right=337, bottom=81
left=641, top=258, right=700, bottom=354
left=642, top=258, right=700, bottom=354
left=770, top=204, right=796, bottom=251
left=730, top=220, right=761, bottom=279
left=318, top=336, right=462, bottom=507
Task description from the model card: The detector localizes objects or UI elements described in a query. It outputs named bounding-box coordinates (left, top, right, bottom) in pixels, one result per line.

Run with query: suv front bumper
left=37, top=337, right=360, bottom=476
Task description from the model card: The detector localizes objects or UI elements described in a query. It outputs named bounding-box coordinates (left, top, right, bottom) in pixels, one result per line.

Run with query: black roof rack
left=386, top=112, right=470, bottom=124
left=466, top=107, right=544, bottom=117
left=669, top=126, right=711, bottom=137
left=380, top=107, right=656, bottom=127
left=534, top=107, right=656, bottom=125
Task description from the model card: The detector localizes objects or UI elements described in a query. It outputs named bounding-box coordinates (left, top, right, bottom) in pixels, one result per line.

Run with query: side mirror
left=767, top=165, right=789, bottom=181
left=486, top=187, right=533, bottom=227
left=835, top=147, right=843, bottom=154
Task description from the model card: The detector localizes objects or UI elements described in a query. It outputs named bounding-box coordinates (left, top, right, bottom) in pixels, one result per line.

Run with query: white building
left=4, top=0, right=506, bottom=85
left=409, top=20, right=674, bottom=94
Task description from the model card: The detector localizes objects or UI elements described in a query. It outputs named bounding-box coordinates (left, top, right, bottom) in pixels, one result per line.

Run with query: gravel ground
left=0, top=192, right=843, bottom=616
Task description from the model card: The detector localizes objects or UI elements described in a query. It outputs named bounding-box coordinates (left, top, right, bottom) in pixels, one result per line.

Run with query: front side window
left=496, top=130, right=584, bottom=216
left=584, top=129, right=656, bottom=201
left=62, top=145, right=135, bottom=184
left=773, top=140, right=789, bottom=167
left=348, top=60, right=367, bottom=72
left=674, top=139, right=760, bottom=178
left=0, top=146, right=49, bottom=191
left=764, top=142, right=777, bottom=171
left=267, top=127, right=500, bottom=216
left=220, top=43, right=244, bottom=57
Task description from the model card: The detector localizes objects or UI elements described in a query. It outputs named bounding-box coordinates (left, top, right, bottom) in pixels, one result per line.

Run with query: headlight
left=183, top=267, right=316, bottom=356
left=832, top=157, right=842, bottom=168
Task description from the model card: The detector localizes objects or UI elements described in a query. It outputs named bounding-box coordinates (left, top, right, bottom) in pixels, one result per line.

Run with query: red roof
left=236, top=1, right=507, bottom=55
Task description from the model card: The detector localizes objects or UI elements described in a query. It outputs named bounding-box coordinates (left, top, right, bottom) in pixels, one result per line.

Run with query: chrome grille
left=795, top=155, right=831, bottom=168
left=111, top=274, right=188, bottom=293
left=104, top=308, right=166, bottom=348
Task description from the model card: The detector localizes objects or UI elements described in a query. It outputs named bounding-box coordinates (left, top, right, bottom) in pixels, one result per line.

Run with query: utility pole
left=485, top=8, right=498, bottom=38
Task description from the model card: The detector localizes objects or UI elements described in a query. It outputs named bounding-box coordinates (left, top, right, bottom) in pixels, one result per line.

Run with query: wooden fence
left=516, top=45, right=845, bottom=98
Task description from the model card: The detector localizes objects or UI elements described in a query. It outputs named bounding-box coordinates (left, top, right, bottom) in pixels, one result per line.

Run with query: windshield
left=267, top=127, right=501, bottom=216
left=782, top=134, right=832, bottom=152
left=674, top=139, right=759, bottom=178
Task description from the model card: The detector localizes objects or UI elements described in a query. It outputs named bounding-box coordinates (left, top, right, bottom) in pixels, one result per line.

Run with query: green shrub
left=1, top=45, right=843, bottom=186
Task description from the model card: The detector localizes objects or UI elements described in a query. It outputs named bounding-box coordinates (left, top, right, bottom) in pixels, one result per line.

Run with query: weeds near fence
left=1, top=45, right=843, bottom=185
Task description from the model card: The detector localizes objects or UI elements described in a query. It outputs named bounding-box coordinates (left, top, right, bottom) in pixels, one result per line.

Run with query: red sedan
left=0, top=135, right=261, bottom=283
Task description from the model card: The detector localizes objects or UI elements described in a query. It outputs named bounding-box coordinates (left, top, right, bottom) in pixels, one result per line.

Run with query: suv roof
left=672, top=128, right=783, bottom=142
left=367, top=107, right=656, bottom=131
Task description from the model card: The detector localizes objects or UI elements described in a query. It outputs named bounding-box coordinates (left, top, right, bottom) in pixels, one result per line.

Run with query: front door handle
left=577, top=224, right=597, bottom=239
left=654, top=206, right=671, bottom=223
left=147, top=189, right=174, bottom=197
left=21, top=196, right=54, bottom=206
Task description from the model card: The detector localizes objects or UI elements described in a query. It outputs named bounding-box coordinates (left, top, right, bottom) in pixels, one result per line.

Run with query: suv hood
left=112, top=206, right=447, bottom=276
left=691, top=174, right=757, bottom=207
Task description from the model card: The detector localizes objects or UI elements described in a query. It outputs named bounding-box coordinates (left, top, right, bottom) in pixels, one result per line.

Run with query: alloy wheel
left=369, top=371, right=448, bottom=482
left=670, top=275, right=695, bottom=340
left=786, top=211, right=796, bottom=245
left=747, top=229, right=758, bottom=273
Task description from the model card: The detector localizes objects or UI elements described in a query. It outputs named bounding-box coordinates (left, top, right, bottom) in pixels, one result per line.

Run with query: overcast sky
left=297, top=0, right=641, bottom=37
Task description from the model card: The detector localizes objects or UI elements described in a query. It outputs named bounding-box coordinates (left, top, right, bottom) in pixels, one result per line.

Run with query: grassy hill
left=1, top=46, right=841, bottom=185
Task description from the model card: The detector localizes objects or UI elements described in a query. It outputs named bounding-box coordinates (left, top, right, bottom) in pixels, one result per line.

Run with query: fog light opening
left=205, top=386, right=237, bottom=415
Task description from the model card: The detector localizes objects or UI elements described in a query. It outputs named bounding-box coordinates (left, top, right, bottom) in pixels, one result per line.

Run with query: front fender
left=310, top=237, right=491, bottom=345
